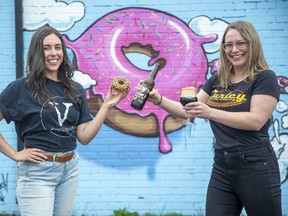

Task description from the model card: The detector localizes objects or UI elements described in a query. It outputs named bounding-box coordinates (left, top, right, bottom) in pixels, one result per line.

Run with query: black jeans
left=206, top=143, right=282, bottom=216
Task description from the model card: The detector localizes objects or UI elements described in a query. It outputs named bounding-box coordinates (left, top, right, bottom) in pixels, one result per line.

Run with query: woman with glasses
left=146, top=20, right=282, bottom=215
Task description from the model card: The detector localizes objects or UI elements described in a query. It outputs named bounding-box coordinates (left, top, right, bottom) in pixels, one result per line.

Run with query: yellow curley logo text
left=207, top=90, right=247, bottom=107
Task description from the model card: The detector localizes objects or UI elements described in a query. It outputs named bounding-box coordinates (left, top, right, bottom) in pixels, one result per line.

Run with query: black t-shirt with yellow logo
left=201, top=70, right=280, bottom=149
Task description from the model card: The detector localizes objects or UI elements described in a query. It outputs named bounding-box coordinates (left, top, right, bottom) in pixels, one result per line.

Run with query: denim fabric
left=16, top=151, right=79, bottom=216
left=206, top=144, right=282, bottom=216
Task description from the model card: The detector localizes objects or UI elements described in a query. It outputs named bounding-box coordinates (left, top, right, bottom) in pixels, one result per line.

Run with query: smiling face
left=43, top=33, right=64, bottom=80
left=223, top=29, right=249, bottom=73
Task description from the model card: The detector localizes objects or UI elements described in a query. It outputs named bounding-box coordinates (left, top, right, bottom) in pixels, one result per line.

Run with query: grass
left=113, top=208, right=202, bottom=216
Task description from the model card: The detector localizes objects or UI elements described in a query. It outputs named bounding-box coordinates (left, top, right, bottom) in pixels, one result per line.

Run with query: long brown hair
left=218, top=20, right=269, bottom=88
left=25, top=25, right=79, bottom=104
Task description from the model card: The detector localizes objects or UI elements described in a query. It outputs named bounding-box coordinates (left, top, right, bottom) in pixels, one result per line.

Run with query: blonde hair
left=218, top=20, right=269, bottom=88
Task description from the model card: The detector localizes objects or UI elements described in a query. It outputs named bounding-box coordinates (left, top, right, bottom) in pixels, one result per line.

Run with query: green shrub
left=113, top=208, right=199, bottom=216
left=114, top=208, right=140, bottom=216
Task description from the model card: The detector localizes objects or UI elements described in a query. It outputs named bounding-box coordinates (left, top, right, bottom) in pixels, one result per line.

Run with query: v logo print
left=52, top=102, right=73, bottom=126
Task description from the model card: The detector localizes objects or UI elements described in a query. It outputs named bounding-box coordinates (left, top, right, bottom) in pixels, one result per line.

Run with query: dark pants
left=206, top=143, right=282, bottom=216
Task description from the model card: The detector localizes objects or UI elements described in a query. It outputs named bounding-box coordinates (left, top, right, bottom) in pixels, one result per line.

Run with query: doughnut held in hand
left=112, top=76, right=131, bottom=93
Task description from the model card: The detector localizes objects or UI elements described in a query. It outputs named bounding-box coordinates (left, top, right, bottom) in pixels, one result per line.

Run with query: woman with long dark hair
left=0, top=25, right=128, bottom=215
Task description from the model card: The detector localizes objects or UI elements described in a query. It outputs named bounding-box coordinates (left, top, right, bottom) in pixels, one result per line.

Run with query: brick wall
left=0, top=1, right=19, bottom=214
left=1, top=0, right=288, bottom=215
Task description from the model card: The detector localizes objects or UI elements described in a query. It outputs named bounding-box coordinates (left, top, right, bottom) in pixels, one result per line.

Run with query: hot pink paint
left=63, top=8, right=217, bottom=153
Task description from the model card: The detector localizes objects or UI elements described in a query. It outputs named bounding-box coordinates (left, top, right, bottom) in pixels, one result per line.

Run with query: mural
left=0, top=173, right=8, bottom=203
left=63, top=8, right=220, bottom=154
left=273, top=76, right=288, bottom=183
left=0, top=0, right=279, bottom=214
left=22, top=0, right=288, bottom=183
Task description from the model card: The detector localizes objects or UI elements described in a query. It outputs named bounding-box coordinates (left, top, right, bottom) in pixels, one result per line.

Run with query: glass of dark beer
left=180, top=87, right=197, bottom=125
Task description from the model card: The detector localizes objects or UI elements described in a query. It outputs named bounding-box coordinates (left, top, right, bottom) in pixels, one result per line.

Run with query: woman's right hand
left=135, top=80, right=162, bottom=105
left=0, top=131, right=47, bottom=163
left=148, top=89, right=162, bottom=105
left=12, top=148, right=47, bottom=163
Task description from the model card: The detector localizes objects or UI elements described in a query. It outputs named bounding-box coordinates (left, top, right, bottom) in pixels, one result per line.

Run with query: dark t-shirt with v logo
left=0, top=77, right=92, bottom=152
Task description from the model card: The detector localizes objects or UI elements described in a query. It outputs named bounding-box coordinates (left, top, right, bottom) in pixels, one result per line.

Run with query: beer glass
left=180, top=87, right=197, bottom=125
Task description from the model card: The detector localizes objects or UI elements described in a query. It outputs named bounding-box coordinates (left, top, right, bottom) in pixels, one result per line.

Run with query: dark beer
left=180, top=87, right=197, bottom=125
left=180, top=96, right=198, bottom=106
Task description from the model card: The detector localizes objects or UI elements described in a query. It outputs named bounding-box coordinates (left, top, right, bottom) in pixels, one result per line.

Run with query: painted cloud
left=23, top=0, right=84, bottom=31
left=189, top=16, right=228, bottom=53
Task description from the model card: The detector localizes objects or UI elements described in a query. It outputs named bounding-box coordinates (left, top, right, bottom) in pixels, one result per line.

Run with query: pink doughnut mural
left=63, top=7, right=218, bottom=153
left=278, top=76, right=288, bottom=93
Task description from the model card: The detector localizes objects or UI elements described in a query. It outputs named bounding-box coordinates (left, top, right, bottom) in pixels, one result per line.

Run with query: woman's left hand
left=103, top=85, right=129, bottom=108
left=183, top=101, right=211, bottom=119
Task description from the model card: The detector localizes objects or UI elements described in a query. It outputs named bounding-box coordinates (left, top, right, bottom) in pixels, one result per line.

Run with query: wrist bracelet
left=154, top=94, right=162, bottom=105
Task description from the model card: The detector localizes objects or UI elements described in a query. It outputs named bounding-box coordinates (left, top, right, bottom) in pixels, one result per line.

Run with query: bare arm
left=0, top=111, right=18, bottom=158
left=147, top=87, right=211, bottom=119
left=76, top=86, right=127, bottom=145
left=150, top=87, right=277, bottom=131
left=0, top=112, right=47, bottom=162
left=148, top=89, right=187, bottom=118
left=186, top=89, right=277, bottom=131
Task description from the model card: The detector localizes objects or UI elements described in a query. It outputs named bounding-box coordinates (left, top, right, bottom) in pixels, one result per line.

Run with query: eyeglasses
left=222, top=40, right=248, bottom=52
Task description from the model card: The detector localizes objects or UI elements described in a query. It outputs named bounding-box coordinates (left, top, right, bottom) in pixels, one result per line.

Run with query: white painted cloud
left=271, top=119, right=288, bottom=183
left=23, top=0, right=84, bottom=31
left=72, top=71, right=97, bottom=90
left=276, top=100, right=288, bottom=113
left=282, top=115, right=288, bottom=129
left=189, top=16, right=228, bottom=53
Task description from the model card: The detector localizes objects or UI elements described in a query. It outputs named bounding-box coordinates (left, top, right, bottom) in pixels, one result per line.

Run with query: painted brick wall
left=0, top=1, right=19, bottom=214
left=0, top=0, right=288, bottom=216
